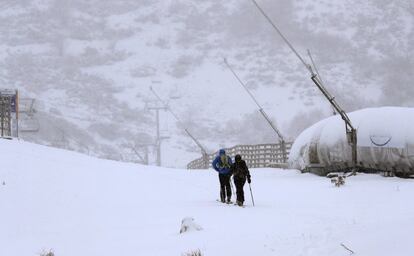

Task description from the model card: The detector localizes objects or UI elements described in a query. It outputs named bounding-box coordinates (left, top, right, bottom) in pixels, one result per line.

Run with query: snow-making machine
left=224, top=58, right=288, bottom=164
left=250, top=0, right=414, bottom=177
left=250, top=0, right=358, bottom=173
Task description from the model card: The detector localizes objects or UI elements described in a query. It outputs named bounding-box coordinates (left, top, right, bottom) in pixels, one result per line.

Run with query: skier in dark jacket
left=230, top=154, right=251, bottom=206
left=212, top=149, right=233, bottom=203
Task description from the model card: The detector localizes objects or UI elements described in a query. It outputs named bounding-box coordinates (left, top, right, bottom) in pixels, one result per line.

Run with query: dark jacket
left=230, top=159, right=250, bottom=179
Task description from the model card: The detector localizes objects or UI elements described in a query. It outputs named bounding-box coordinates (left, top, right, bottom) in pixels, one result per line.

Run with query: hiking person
left=212, top=149, right=233, bottom=203
left=230, top=154, right=251, bottom=206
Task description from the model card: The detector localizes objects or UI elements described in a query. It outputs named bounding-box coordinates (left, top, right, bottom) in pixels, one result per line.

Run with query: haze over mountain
left=1, top=0, right=413, bottom=167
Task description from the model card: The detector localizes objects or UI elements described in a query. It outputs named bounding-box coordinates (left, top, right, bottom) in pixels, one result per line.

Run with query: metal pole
left=230, top=177, right=235, bottom=201
left=155, top=108, right=161, bottom=166
left=147, top=104, right=168, bottom=166
left=224, top=58, right=262, bottom=109
left=1, top=97, right=4, bottom=137
left=16, top=90, right=19, bottom=138
left=144, top=146, right=149, bottom=165
left=224, top=58, right=287, bottom=162
left=248, top=183, right=255, bottom=207
left=7, top=97, right=11, bottom=136
left=251, top=0, right=313, bottom=73
left=251, top=0, right=357, bottom=170
left=307, top=50, right=336, bottom=116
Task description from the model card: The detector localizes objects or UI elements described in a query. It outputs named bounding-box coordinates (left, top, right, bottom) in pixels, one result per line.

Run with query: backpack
left=219, top=155, right=231, bottom=169
left=232, top=160, right=248, bottom=178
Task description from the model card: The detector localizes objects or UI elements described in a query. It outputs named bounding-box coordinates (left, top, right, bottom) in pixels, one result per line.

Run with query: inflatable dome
left=288, top=107, right=414, bottom=176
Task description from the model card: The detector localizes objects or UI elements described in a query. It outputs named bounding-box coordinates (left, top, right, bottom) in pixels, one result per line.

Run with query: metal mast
left=251, top=0, right=357, bottom=171
left=224, top=58, right=288, bottom=163
left=307, top=49, right=336, bottom=116
left=150, top=87, right=210, bottom=169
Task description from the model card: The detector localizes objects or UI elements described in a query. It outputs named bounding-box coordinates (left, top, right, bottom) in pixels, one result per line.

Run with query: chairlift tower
left=0, top=90, right=18, bottom=138
left=145, top=100, right=169, bottom=166
left=0, top=96, right=12, bottom=137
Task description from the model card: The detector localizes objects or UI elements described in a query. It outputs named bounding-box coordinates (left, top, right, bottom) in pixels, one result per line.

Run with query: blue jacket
left=212, top=154, right=233, bottom=175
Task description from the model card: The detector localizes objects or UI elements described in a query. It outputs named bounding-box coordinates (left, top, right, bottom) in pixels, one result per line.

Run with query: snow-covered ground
left=1, top=139, right=413, bottom=256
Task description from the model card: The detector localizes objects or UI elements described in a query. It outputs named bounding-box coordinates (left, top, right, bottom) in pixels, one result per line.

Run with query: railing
left=187, top=142, right=292, bottom=169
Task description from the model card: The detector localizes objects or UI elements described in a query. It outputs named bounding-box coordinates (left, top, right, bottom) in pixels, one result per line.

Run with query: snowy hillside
left=0, top=0, right=413, bottom=167
left=2, top=139, right=414, bottom=255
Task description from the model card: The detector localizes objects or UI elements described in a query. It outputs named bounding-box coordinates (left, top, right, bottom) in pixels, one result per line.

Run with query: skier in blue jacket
left=212, top=149, right=233, bottom=203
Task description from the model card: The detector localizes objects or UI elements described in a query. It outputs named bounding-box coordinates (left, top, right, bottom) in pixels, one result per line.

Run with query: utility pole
left=251, top=0, right=358, bottom=171
left=224, top=58, right=288, bottom=163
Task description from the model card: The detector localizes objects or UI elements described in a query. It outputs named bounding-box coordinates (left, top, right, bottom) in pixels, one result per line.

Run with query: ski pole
left=230, top=176, right=235, bottom=199
left=248, top=183, right=255, bottom=207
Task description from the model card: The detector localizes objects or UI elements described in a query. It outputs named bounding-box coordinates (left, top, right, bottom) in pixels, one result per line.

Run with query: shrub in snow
left=328, top=173, right=346, bottom=187
left=331, top=176, right=346, bottom=187
left=179, top=217, right=203, bottom=234
left=182, top=249, right=203, bottom=256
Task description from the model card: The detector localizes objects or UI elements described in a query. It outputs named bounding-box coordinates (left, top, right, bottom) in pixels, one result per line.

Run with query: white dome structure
left=288, top=107, right=414, bottom=176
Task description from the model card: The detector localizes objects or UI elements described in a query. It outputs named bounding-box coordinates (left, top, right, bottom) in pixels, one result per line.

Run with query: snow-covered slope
left=1, top=139, right=413, bottom=255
